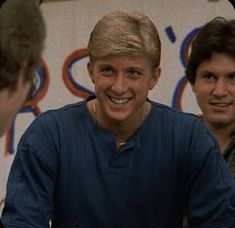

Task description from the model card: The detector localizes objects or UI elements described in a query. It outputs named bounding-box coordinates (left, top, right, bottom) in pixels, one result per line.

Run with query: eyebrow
left=97, top=63, right=112, bottom=67
left=200, top=69, right=235, bottom=74
left=200, top=70, right=215, bottom=74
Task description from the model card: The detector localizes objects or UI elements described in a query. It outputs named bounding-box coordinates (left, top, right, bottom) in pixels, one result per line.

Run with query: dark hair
left=0, top=0, right=6, bottom=8
left=0, top=0, right=46, bottom=89
left=186, top=17, right=235, bottom=84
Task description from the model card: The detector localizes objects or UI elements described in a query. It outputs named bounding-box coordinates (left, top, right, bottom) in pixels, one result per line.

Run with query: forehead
left=197, top=53, right=235, bottom=73
left=92, top=55, right=152, bottom=68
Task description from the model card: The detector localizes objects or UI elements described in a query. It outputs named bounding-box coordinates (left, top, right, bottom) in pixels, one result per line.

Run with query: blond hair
left=88, top=11, right=161, bottom=68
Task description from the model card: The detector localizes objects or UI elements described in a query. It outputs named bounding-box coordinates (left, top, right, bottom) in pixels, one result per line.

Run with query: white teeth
left=215, top=104, right=227, bottom=107
left=212, top=103, right=230, bottom=107
left=110, top=97, right=129, bottom=104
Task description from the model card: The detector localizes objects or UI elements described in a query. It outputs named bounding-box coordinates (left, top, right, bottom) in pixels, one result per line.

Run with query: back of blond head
left=88, top=11, right=161, bottom=68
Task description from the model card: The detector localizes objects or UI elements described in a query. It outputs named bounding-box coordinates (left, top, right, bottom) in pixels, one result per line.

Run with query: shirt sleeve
left=186, top=122, right=235, bottom=228
left=1, top=119, right=58, bottom=227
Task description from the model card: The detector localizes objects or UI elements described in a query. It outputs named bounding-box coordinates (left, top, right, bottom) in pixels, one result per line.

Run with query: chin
left=110, top=116, right=128, bottom=123
left=108, top=112, right=130, bottom=123
left=209, top=118, right=232, bottom=128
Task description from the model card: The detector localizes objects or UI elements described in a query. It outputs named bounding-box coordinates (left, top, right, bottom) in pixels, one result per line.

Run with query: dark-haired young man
left=186, top=17, right=235, bottom=178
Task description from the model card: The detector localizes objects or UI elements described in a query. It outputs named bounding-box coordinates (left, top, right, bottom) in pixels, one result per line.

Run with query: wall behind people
left=0, top=0, right=233, bottom=212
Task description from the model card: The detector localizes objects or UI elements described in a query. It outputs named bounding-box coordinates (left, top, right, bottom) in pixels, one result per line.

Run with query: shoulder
left=149, top=101, right=216, bottom=148
left=150, top=101, right=203, bottom=127
left=34, top=100, right=88, bottom=127
left=20, top=100, right=88, bottom=144
left=42, top=100, right=87, bottom=118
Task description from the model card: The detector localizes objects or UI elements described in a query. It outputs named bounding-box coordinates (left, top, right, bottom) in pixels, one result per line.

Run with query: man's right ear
left=87, top=62, right=95, bottom=83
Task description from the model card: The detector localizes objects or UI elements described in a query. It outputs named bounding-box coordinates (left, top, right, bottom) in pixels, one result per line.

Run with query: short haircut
left=88, top=11, right=161, bottom=68
left=0, top=0, right=46, bottom=89
left=186, top=17, right=235, bottom=84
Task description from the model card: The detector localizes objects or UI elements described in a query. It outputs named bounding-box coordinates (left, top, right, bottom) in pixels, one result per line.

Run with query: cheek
left=194, top=88, right=209, bottom=109
left=144, top=80, right=155, bottom=91
left=93, top=81, right=108, bottom=96
left=193, top=82, right=209, bottom=95
left=95, top=78, right=113, bottom=88
left=22, top=83, right=31, bottom=100
left=194, top=90, right=208, bottom=103
left=148, top=78, right=158, bottom=89
left=17, top=82, right=32, bottom=108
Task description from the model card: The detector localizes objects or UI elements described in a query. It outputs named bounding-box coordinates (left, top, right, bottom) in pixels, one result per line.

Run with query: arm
left=1, top=119, right=58, bottom=227
left=187, top=122, right=235, bottom=227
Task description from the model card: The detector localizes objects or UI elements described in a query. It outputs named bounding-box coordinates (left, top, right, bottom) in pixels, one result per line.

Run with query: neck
left=207, top=124, right=234, bottom=153
left=88, top=98, right=151, bottom=146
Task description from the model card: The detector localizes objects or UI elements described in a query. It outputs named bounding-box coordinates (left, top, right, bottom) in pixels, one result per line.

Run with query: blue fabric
left=223, top=133, right=235, bottom=179
left=2, top=97, right=235, bottom=227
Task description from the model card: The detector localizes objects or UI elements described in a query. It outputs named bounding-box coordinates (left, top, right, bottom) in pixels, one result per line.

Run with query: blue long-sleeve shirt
left=2, top=97, right=235, bottom=227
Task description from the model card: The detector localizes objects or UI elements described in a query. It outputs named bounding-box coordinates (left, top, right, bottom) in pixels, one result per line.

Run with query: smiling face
left=88, top=55, right=160, bottom=128
left=192, top=53, right=235, bottom=131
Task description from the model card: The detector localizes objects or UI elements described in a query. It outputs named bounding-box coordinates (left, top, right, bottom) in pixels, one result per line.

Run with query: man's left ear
left=87, top=62, right=95, bottom=84
left=149, top=67, right=161, bottom=90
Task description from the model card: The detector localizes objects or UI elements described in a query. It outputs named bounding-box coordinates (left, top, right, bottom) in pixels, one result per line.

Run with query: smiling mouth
left=109, top=96, right=131, bottom=105
left=211, top=102, right=231, bottom=107
left=210, top=102, right=232, bottom=110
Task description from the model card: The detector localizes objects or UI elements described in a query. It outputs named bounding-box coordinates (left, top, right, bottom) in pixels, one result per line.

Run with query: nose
left=212, top=78, right=228, bottom=97
left=111, top=74, right=127, bottom=94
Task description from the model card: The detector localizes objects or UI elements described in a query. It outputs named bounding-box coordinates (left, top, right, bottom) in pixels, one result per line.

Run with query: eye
left=100, top=67, right=114, bottom=77
left=127, top=69, right=141, bottom=79
left=228, top=73, right=235, bottom=81
left=202, top=73, right=216, bottom=81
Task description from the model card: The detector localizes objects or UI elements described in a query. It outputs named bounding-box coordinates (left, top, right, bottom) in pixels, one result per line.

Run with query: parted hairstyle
left=186, top=17, right=235, bottom=84
left=0, top=0, right=46, bottom=89
left=87, top=11, right=161, bottom=68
